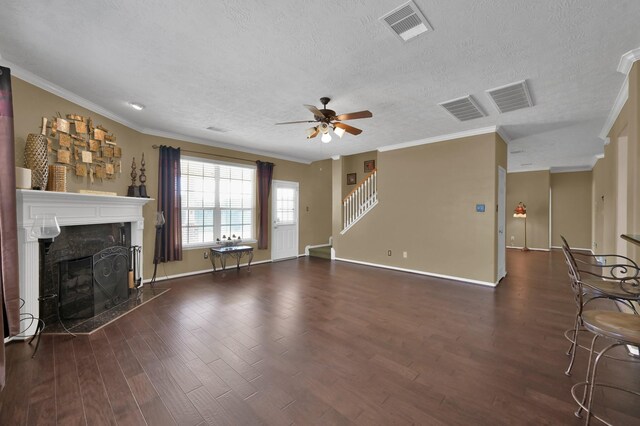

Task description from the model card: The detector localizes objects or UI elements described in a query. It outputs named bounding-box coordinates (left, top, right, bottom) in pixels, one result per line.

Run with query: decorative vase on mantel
left=24, top=117, right=49, bottom=190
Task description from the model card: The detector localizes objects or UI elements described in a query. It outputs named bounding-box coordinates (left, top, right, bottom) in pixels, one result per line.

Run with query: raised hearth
left=16, top=189, right=152, bottom=336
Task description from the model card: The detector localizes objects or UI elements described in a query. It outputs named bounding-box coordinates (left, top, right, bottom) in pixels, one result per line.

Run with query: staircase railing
left=342, top=169, right=378, bottom=234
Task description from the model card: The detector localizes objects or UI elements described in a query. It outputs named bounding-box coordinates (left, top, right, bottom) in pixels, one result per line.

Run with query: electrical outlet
left=204, top=251, right=208, bottom=259
left=510, top=236, right=515, bottom=243
left=387, top=250, right=392, bottom=256
left=403, top=251, right=407, bottom=258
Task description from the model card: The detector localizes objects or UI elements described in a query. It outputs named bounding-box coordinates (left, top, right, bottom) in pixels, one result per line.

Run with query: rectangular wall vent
left=439, top=95, right=485, bottom=121
left=380, top=1, right=432, bottom=42
left=486, top=80, right=533, bottom=113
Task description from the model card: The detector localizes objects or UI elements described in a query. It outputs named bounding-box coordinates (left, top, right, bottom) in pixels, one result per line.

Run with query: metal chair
left=570, top=310, right=640, bottom=425
left=560, top=236, right=640, bottom=376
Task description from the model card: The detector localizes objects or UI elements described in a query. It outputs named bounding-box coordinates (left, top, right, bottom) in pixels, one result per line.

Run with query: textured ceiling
left=0, top=0, right=639, bottom=171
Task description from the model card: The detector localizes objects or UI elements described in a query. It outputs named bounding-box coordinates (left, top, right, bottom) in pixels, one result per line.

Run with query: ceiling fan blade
left=335, top=110, right=373, bottom=121
left=307, top=128, right=319, bottom=139
left=334, top=122, right=363, bottom=135
left=275, top=120, right=317, bottom=125
left=303, top=104, right=326, bottom=118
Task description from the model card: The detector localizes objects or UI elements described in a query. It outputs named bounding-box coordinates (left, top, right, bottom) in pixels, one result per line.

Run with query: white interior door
left=271, top=180, right=299, bottom=261
left=498, top=166, right=506, bottom=280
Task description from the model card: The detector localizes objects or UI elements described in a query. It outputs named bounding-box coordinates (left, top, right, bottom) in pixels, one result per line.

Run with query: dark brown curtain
left=158, top=145, right=182, bottom=262
left=256, top=161, right=274, bottom=249
left=0, top=66, right=20, bottom=390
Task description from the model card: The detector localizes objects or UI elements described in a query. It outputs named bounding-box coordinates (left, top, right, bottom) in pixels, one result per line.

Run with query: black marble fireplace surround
left=40, top=223, right=131, bottom=326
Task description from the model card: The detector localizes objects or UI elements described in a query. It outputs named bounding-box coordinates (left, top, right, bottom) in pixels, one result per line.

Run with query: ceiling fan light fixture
left=318, top=122, right=330, bottom=134
left=321, top=133, right=332, bottom=143
left=333, top=126, right=346, bottom=138
left=305, top=126, right=317, bottom=137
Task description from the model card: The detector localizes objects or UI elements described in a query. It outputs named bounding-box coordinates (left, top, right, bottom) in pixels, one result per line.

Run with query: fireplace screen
left=59, top=246, right=129, bottom=320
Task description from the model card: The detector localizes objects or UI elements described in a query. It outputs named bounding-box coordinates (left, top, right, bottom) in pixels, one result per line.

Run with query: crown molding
left=595, top=153, right=605, bottom=160
left=600, top=77, right=629, bottom=140
left=1, top=58, right=144, bottom=132
left=0, top=58, right=311, bottom=164
left=617, top=47, right=640, bottom=74
left=550, top=165, right=593, bottom=173
left=141, top=128, right=311, bottom=164
left=495, top=126, right=511, bottom=144
left=331, top=155, right=341, bottom=160
left=599, top=47, right=640, bottom=140
left=377, top=126, right=499, bottom=152
left=508, top=167, right=550, bottom=174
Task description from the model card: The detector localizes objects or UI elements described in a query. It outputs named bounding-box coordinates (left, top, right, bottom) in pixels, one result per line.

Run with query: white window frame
left=180, top=156, right=257, bottom=250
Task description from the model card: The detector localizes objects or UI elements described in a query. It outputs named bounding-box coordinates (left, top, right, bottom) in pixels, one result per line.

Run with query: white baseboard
left=333, top=257, right=498, bottom=287
left=550, top=245, right=592, bottom=252
left=143, top=259, right=272, bottom=283
left=507, top=246, right=550, bottom=252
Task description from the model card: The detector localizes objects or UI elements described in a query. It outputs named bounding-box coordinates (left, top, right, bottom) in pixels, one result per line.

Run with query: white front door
left=271, top=180, right=299, bottom=261
left=498, top=166, right=506, bottom=280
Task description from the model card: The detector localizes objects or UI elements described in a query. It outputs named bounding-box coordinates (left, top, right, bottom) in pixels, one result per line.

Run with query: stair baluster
left=341, top=169, right=378, bottom=234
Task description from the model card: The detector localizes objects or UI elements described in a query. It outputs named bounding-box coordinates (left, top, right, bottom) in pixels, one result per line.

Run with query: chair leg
left=566, top=308, right=582, bottom=376
left=576, top=334, right=598, bottom=418
left=567, top=311, right=580, bottom=355
left=584, top=343, right=620, bottom=426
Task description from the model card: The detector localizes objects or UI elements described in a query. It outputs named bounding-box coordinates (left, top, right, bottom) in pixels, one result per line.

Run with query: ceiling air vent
left=206, top=126, right=228, bottom=133
left=439, top=95, right=485, bottom=122
left=380, top=1, right=432, bottom=42
left=486, top=80, right=533, bottom=113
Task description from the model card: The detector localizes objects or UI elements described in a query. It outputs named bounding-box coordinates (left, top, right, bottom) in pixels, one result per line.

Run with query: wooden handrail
left=343, top=168, right=377, bottom=203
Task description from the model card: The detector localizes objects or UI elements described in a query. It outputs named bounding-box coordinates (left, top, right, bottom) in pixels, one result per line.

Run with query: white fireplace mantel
left=16, top=189, right=153, bottom=335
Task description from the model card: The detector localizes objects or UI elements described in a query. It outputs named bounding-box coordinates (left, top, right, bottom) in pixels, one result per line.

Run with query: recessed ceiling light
left=128, top=102, right=145, bottom=111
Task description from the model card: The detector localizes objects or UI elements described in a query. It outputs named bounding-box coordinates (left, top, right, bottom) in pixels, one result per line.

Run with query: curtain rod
left=151, top=144, right=257, bottom=164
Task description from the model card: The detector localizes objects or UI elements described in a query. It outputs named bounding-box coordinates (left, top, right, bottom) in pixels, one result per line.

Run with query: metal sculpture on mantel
left=127, top=157, right=140, bottom=197
left=139, top=153, right=148, bottom=198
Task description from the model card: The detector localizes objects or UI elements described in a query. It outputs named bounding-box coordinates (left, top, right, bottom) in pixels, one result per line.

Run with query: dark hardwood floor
left=2, top=250, right=640, bottom=425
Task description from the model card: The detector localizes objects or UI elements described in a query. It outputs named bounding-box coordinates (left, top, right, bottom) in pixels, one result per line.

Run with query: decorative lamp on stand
left=149, top=211, right=165, bottom=287
left=28, top=214, right=64, bottom=355
left=30, top=213, right=61, bottom=254
left=513, top=202, right=529, bottom=251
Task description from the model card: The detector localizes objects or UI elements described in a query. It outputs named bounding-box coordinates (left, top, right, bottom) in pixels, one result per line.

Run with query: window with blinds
left=180, top=157, right=255, bottom=247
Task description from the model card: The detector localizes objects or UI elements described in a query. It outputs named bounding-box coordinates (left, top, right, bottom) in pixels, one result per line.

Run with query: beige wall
left=333, top=132, right=504, bottom=284
left=341, top=151, right=377, bottom=199
left=591, top=158, right=605, bottom=252
left=11, top=77, right=332, bottom=279
left=591, top=61, right=640, bottom=260
left=506, top=171, right=550, bottom=250
left=551, top=171, right=592, bottom=249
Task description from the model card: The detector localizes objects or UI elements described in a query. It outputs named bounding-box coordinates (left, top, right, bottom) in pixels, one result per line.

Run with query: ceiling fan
left=276, top=97, right=373, bottom=143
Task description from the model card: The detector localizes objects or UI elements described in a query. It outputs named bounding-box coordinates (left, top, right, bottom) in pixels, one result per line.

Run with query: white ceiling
left=1, top=1, right=639, bottom=171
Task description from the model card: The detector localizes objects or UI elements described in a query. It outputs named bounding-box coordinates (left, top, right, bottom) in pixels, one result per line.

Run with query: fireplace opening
left=58, top=246, right=129, bottom=320
left=40, top=223, right=132, bottom=325
left=59, top=256, right=93, bottom=319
